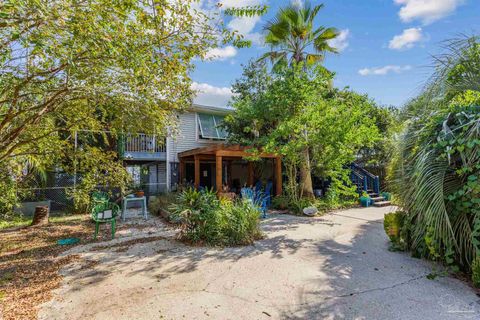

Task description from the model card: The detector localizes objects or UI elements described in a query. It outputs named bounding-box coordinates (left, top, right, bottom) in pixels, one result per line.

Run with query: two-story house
left=120, top=104, right=283, bottom=197
left=120, top=104, right=228, bottom=193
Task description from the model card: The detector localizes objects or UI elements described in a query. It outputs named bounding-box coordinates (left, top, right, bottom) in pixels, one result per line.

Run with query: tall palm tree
left=260, top=2, right=339, bottom=198
left=260, top=2, right=339, bottom=68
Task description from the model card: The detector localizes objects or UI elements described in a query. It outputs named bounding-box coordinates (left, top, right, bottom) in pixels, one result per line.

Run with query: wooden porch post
left=275, top=157, right=282, bottom=196
left=194, top=155, right=200, bottom=189
left=247, top=162, right=254, bottom=187
left=216, top=155, right=222, bottom=193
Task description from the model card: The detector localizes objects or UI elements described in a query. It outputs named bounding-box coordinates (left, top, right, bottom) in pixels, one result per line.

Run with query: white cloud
left=328, top=29, right=350, bottom=52
left=204, top=46, right=237, bottom=61
left=228, top=15, right=261, bottom=35
left=227, top=14, right=264, bottom=46
left=291, top=0, right=303, bottom=8
left=191, top=82, right=233, bottom=106
left=394, top=0, right=464, bottom=24
left=358, top=65, right=412, bottom=76
left=389, top=27, right=424, bottom=50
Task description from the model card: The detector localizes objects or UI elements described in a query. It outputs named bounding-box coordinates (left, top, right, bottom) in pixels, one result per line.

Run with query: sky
left=191, top=0, right=480, bottom=108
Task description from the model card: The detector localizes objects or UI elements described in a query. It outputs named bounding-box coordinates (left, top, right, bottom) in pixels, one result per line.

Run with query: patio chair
left=264, top=181, right=273, bottom=207
left=91, top=202, right=120, bottom=239
left=241, top=187, right=267, bottom=219
left=91, top=191, right=109, bottom=207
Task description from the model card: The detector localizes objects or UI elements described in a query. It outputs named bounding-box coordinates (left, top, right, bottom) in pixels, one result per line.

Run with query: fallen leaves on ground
left=0, top=215, right=114, bottom=320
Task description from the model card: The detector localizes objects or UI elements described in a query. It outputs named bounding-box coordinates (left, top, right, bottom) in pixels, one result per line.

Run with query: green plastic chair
left=91, top=191, right=110, bottom=206
left=91, top=202, right=120, bottom=240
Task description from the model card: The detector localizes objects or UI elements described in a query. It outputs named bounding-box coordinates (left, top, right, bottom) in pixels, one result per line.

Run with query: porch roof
left=178, top=144, right=280, bottom=159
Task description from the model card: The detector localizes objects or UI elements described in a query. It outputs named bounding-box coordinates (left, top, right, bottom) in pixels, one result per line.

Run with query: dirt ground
left=36, top=207, right=480, bottom=320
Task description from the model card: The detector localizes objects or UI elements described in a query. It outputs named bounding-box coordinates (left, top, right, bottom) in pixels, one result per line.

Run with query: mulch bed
left=0, top=215, right=115, bottom=320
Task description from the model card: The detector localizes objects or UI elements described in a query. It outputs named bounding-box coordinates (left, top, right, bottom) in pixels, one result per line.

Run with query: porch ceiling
left=178, top=144, right=280, bottom=159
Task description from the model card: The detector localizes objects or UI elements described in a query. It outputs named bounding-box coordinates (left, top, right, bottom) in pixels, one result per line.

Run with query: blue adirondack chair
left=241, top=187, right=267, bottom=218
left=264, top=181, right=273, bottom=207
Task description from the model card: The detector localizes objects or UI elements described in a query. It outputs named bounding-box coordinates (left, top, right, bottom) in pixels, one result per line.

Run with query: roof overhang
left=178, top=144, right=280, bottom=159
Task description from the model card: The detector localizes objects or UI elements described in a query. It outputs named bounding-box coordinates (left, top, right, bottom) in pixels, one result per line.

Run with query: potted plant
left=359, top=191, right=371, bottom=207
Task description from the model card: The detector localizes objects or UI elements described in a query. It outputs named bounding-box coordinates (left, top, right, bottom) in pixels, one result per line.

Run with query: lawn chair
left=241, top=187, right=268, bottom=219
left=91, top=191, right=109, bottom=207
left=91, top=202, right=120, bottom=239
left=264, top=181, right=273, bottom=207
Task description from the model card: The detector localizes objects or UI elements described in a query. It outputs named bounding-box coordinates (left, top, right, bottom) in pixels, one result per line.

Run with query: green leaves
left=224, top=5, right=268, bottom=17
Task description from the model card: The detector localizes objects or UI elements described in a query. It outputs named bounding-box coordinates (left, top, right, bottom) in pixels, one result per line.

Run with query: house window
left=198, top=113, right=227, bottom=140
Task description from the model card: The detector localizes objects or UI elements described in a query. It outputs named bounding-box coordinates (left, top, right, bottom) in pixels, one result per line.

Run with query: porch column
left=194, top=155, right=200, bottom=189
left=247, top=162, right=254, bottom=186
left=216, top=155, right=222, bottom=193
left=275, top=157, right=282, bottom=196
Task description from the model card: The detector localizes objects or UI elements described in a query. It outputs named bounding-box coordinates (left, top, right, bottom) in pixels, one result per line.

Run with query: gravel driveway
left=39, top=206, right=480, bottom=320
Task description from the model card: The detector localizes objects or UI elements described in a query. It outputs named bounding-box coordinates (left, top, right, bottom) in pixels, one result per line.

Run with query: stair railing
left=350, top=163, right=380, bottom=194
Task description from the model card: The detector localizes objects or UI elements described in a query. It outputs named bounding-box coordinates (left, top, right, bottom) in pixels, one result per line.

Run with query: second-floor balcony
left=119, top=134, right=166, bottom=161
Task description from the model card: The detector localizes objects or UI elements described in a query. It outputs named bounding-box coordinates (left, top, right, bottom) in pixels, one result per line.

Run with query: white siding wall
left=167, top=112, right=224, bottom=163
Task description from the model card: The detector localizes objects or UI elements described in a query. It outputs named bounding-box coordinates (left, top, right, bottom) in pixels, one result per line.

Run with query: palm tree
left=260, top=2, right=339, bottom=198
left=260, top=2, right=339, bottom=68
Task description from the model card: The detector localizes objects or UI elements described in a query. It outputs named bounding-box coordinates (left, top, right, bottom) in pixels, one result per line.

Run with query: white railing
left=124, top=134, right=166, bottom=153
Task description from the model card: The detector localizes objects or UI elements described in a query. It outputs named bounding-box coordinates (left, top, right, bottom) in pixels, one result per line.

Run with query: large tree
left=0, top=0, right=265, bottom=215
left=259, top=1, right=339, bottom=198
left=225, top=61, right=379, bottom=201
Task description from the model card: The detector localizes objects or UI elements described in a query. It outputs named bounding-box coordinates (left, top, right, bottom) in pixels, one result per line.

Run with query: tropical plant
left=169, top=188, right=262, bottom=246
left=260, top=2, right=339, bottom=67
left=389, top=35, right=480, bottom=270
left=258, top=2, right=339, bottom=198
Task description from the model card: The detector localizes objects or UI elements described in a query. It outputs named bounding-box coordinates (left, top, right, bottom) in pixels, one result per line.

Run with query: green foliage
left=384, top=211, right=407, bottom=251
left=169, top=188, right=262, bottom=246
left=148, top=193, right=177, bottom=217
left=0, top=0, right=259, bottom=217
left=260, top=2, right=339, bottom=68
left=389, top=35, right=480, bottom=271
left=224, top=5, right=269, bottom=17
left=471, top=257, right=480, bottom=287
left=225, top=61, right=380, bottom=201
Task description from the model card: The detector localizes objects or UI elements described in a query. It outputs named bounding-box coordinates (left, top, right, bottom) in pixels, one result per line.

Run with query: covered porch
left=178, top=144, right=282, bottom=196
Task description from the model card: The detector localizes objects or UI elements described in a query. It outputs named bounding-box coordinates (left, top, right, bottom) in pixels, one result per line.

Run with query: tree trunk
left=31, top=205, right=49, bottom=226
left=300, top=146, right=314, bottom=199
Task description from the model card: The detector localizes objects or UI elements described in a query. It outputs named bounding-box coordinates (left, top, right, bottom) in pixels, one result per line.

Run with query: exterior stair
left=368, top=191, right=391, bottom=207
left=351, top=164, right=392, bottom=207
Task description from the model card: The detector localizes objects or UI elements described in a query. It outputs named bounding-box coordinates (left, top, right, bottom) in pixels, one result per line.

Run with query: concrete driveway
left=40, top=207, right=480, bottom=320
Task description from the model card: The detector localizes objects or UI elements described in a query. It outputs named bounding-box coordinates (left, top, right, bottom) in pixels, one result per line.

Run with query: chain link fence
left=17, top=181, right=168, bottom=214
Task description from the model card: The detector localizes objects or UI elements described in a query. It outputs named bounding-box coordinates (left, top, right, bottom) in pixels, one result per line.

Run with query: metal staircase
left=350, top=163, right=391, bottom=207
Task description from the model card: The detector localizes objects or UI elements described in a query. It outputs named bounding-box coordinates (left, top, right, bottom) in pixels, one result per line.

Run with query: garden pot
left=135, top=191, right=145, bottom=198
left=360, top=196, right=371, bottom=207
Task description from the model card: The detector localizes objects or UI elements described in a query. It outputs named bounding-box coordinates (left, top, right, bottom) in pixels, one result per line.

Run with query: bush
left=169, top=188, right=262, bottom=246
left=472, top=257, right=480, bottom=288
left=384, top=211, right=407, bottom=250
left=271, top=195, right=290, bottom=210
left=148, top=193, right=177, bottom=217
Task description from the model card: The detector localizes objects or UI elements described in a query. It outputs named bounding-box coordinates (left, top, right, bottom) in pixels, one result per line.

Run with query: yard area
left=8, top=206, right=472, bottom=320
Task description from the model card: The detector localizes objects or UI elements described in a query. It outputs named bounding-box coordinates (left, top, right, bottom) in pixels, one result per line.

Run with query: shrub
left=272, top=195, right=290, bottom=210
left=169, top=188, right=262, bottom=246
left=384, top=211, right=407, bottom=250
left=148, top=193, right=177, bottom=217
left=222, top=200, right=264, bottom=246
left=472, top=257, right=480, bottom=288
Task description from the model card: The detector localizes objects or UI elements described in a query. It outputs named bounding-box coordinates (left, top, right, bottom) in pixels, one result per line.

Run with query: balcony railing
left=119, top=134, right=166, bottom=160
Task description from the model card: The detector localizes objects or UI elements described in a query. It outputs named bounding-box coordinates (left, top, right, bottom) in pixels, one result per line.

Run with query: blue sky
left=191, top=0, right=480, bottom=108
